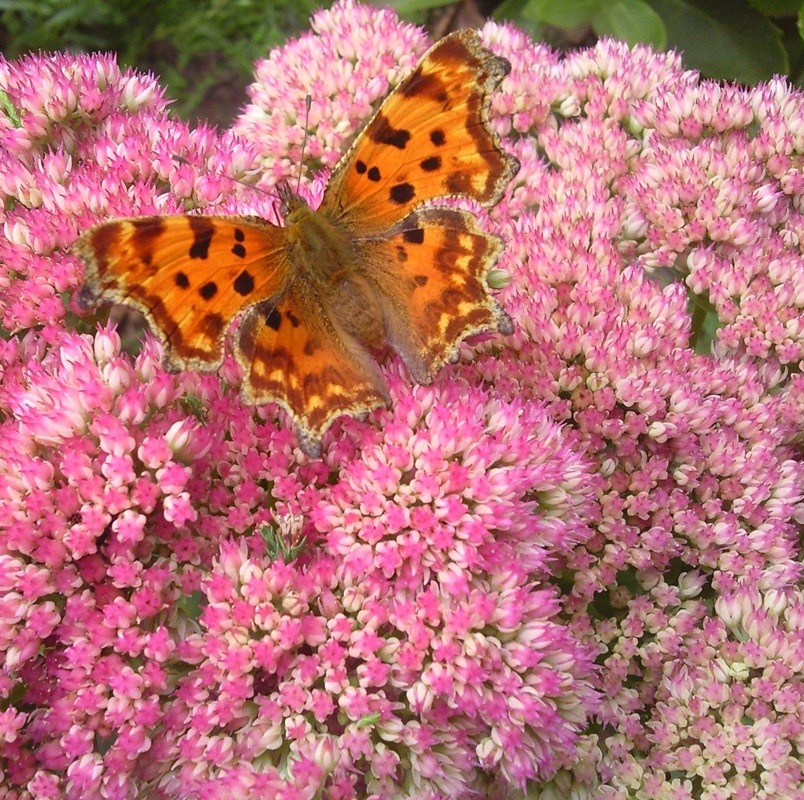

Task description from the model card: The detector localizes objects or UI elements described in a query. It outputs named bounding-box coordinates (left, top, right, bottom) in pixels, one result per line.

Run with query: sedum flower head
left=0, top=2, right=801, bottom=799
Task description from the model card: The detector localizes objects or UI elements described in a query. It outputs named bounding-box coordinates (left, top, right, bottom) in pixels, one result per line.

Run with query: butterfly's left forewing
left=75, top=216, right=290, bottom=370
left=321, top=29, right=519, bottom=231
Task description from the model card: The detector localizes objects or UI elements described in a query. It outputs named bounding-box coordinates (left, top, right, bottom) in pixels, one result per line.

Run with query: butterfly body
left=75, top=30, right=519, bottom=455
left=282, top=193, right=356, bottom=283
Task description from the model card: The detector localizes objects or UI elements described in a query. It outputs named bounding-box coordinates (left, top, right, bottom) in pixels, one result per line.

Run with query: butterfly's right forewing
left=321, top=30, right=519, bottom=231
left=75, top=215, right=291, bottom=371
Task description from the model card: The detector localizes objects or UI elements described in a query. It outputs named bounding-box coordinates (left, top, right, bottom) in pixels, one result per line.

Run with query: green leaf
left=386, top=0, right=455, bottom=13
left=43, top=5, right=88, bottom=28
left=782, top=18, right=804, bottom=68
left=689, top=294, right=722, bottom=355
left=0, top=90, right=21, bottom=127
left=530, top=0, right=604, bottom=27
left=749, top=0, right=800, bottom=14
left=650, top=0, right=788, bottom=83
left=493, top=0, right=549, bottom=34
left=178, top=591, right=204, bottom=621
left=180, top=392, right=207, bottom=421
left=259, top=522, right=306, bottom=563
left=593, top=0, right=667, bottom=47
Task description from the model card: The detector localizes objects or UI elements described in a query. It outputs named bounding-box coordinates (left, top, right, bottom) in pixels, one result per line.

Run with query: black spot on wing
left=403, top=228, right=424, bottom=244
left=356, top=160, right=367, bottom=174
left=201, top=313, right=224, bottom=339
left=200, top=281, right=217, bottom=300
left=446, top=170, right=472, bottom=195
left=119, top=218, right=163, bottom=272
left=390, top=183, right=415, bottom=205
left=430, top=129, right=445, bottom=146
left=265, top=307, right=281, bottom=331
left=286, top=310, right=301, bottom=328
left=130, top=216, right=165, bottom=245
left=367, top=166, right=381, bottom=182
left=232, top=243, right=246, bottom=258
left=233, top=270, right=255, bottom=296
left=420, top=156, right=441, bottom=172
left=175, top=272, right=190, bottom=289
left=188, top=217, right=214, bottom=259
left=399, top=68, right=448, bottom=104
left=370, top=114, right=410, bottom=150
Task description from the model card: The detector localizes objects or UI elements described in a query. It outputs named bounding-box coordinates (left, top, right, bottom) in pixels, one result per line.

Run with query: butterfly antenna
left=171, top=98, right=310, bottom=202
left=171, top=154, right=279, bottom=198
left=296, top=95, right=312, bottom=195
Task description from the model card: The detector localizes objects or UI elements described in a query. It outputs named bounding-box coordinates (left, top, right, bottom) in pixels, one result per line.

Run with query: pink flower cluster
left=0, top=50, right=269, bottom=333
left=0, top=327, right=598, bottom=798
left=464, top=26, right=804, bottom=800
left=0, top=2, right=801, bottom=799
left=233, top=2, right=429, bottom=179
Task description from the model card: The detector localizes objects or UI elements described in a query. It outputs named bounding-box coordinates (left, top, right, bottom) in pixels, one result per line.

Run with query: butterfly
left=74, top=30, right=519, bottom=456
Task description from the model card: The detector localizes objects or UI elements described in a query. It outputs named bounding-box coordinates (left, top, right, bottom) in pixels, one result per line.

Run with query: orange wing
left=358, top=207, right=513, bottom=383
left=74, top=216, right=290, bottom=370
left=321, top=29, right=519, bottom=231
left=234, top=284, right=389, bottom=456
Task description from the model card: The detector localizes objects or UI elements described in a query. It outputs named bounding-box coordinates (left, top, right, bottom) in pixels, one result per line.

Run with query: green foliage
left=3, top=1, right=801, bottom=120
left=178, top=590, right=205, bottom=621
left=260, top=520, right=307, bottom=563
left=0, top=0, right=319, bottom=121
left=650, top=0, right=788, bottom=84
left=180, top=393, right=208, bottom=423
left=0, top=88, right=21, bottom=127
left=392, top=0, right=802, bottom=86
left=593, top=0, right=666, bottom=48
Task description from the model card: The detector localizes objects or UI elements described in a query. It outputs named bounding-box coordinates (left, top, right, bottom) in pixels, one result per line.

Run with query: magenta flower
left=0, top=2, right=801, bottom=799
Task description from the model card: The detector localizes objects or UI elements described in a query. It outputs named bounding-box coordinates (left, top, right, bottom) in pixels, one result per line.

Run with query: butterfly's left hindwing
left=235, top=285, right=390, bottom=455
left=75, top=216, right=290, bottom=370
left=358, top=207, right=512, bottom=383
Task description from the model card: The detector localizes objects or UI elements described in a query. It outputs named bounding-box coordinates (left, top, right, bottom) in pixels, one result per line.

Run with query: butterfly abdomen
left=283, top=199, right=387, bottom=349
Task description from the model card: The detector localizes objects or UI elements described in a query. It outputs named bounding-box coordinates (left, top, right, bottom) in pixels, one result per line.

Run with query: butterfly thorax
left=284, top=197, right=357, bottom=283
left=283, top=193, right=386, bottom=348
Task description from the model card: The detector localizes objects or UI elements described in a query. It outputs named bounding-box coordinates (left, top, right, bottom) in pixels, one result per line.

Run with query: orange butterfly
left=74, top=30, right=519, bottom=456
